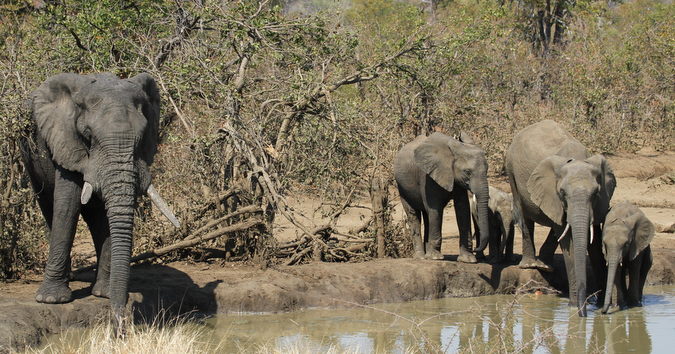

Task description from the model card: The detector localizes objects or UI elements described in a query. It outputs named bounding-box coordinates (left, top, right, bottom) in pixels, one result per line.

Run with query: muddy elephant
left=601, top=202, right=654, bottom=313
left=505, top=120, right=616, bottom=316
left=470, top=186, right=516, bottom=263
left=394, top=132, right=490, bottom=262
left=21, top=73, right=179, bottom=324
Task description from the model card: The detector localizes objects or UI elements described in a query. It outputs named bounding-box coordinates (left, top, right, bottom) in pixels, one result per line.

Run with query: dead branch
left=132, top=218, right=263, bottom=263
left=273, top=37, right=428, bottom=153
left=348, top=216, right=373, bottom=235
left=73, top=218, right=263, bottom=275
left=187, top=204, right=262, bottom=240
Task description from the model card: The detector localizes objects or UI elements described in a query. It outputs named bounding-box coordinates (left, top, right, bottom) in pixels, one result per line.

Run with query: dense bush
left=0, top=0, right=672, bottom=277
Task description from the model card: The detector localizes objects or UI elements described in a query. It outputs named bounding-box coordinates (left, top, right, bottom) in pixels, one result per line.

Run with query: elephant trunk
left=473, top=184, right=490, bottom=252
left=569, top=197, right=591, bottom=317
left=99, top=137, right=137, bottom=322
left=602, top=252, right=621, bottom=314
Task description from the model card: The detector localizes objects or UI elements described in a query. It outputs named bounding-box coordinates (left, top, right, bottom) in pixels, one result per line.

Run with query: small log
left=348, top=216, right=372, bottom=235
left=284, top=246, right=312, bottom=266
left=332, top=235, right=374, bottom=243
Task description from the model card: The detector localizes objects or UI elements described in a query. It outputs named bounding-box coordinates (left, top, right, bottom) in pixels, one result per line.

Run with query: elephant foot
left=36, top=279, right=72, bottom=304
left=413, top=250, right=426, bottom=260
left=457, top=250, right=477, bottom=264
left=91, top=279, right=110, bottom=298
left=424, top=249, right=444, bottom=260
left=518, top=258, right=553, bottom=272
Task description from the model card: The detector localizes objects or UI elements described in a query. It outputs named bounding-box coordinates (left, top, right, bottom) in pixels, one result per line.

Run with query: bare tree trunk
left=370, top=177, right=388, bottom=258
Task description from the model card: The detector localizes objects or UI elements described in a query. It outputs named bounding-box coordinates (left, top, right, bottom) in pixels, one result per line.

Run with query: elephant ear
left=629, top=211, right=655, bottom=260
left=586, top=154, right=616, bottom=223
left=414, top=140, right=455, bottom=192
left=527, top=155, right=570, bottom=225
left=458, top=131, right=475, bottom=144
left=127, top=73, right=160, bottom=166
left=31, top=73, right=94, bottom=172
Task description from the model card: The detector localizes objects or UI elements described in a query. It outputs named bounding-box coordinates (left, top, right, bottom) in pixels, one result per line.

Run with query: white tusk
left=81, top=182, right=93, bottom=205
left=147, top=184, right=181, bottom=228
left=557, top=224, right=570, bottom=242
left=590, top=225, right=594, bottom=244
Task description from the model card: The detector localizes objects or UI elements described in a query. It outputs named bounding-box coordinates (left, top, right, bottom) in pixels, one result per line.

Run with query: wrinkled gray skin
left=470, top=186, right=517, bottom=263
left=394, top=132, right=490, bottom=262
left=601, top=202, right=654, bottom=314
left=505, top=120, right=616, bottom=316
left=21, top=73, right=175, bottom=327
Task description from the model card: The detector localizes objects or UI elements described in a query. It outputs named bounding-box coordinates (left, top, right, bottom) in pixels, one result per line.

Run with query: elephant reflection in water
left=518, top=302, right=562, bottom=354
left=588, top=310, right=651, bottom=354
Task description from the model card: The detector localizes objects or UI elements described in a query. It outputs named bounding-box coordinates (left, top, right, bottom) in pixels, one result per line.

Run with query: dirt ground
left=1, top=150, right=674, bottom=351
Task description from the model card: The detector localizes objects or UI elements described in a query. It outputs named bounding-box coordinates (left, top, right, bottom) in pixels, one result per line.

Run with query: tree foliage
left=0, top=0, right=672, bottom=275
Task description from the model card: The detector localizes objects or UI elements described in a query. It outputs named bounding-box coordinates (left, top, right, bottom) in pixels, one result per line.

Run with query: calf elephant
left=505, top=120, right=616, bottom=316
left=601, top=202, right=654, bottom=313
left=21, top=73, right=180, bottom=324
left=394, top=132, right=490, bottom=262
left=470, top=186, right=516, bottom=263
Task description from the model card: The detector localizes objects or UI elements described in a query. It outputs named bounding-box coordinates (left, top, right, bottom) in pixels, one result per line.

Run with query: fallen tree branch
left=348, top=216, right=372, bottom=235
left=132, top=218, right=264, bottom=263
left=187, top=204, right=262, bottom=240
left=73, top=218, right=263, bottom=274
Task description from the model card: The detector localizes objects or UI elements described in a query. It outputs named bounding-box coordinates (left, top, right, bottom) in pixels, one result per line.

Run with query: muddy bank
left=2, top=249, right=674, bottom=352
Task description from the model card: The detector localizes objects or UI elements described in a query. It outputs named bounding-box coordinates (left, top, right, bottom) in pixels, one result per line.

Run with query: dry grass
left=22, top=320, right=219, bottom=354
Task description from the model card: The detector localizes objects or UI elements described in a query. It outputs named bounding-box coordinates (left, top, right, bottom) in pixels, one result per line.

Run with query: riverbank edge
left=1, top=251, right=673, bottom=352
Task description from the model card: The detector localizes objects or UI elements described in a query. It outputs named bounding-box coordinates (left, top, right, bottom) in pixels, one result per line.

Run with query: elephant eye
left=463, top=169, right=471, bottom=176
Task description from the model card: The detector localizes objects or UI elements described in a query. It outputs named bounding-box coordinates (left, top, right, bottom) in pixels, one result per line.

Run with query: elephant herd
left=20, top=73, right=655, bottom=328
left=394, top=120, right=656, bottom=317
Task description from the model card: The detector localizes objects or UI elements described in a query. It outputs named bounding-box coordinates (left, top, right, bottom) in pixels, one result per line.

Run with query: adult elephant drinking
left=505, top=120, right=616, bottom=316
left=394, top=132, right=490, bottom=262
left=21, top=73, right=180, bottom=324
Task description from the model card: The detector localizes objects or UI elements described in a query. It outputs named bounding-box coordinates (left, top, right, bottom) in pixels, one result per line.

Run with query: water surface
left=205, top=285, right=675, bottom=353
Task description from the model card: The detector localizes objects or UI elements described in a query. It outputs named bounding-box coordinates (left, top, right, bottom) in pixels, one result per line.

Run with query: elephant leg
left=81, top=200, right=111, bottom=298
left=422, top=211, right=430, bottom=253
left=617, top=265, right=628, bottom=309
left=518, top=219, right=551, bottom=271
left=488, top=220, right=502, bottom=264
left=588, top=224, right=607, bottom=306
left=454, top=190, right=476, bottom=263
left=538, top=228, right=558, bottom=265
left=401, top=198, right=424, bottom=259
left=627, top=258, right=643, bottom=307
left=505, top=223, right=515, bottom=262
left=425, top=207, right=444, bottom=260
left=36, top=167, right=82, bottom=304
left=35, top=190, right=54, bottom=234
left=472, top=210, right=483, bottom=260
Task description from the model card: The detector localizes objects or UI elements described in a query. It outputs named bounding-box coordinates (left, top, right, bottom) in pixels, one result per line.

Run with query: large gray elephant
left=470, top=186, right=516, bottom=263
left=601, top=202, right=653, bottom=313
left=505, top=120, right=616, bottom=316
left=394, top=132, right=490, bottom=262
left=21, top=73, right=179, bottom=322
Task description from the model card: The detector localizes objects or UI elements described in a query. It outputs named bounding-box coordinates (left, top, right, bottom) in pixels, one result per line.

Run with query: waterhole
left=40, top=285, right=674, bottom=353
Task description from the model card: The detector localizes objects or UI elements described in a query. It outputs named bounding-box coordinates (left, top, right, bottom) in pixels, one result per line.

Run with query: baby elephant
left=601, top=202, right=654, bottom=313
left=470, top=186, right=516, bottom=263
